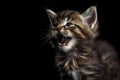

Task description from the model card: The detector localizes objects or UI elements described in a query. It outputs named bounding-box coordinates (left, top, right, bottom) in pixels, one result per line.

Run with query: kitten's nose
left=56, top=26, right=68, bottom=36
left=57, top=26, right=64, bottom=30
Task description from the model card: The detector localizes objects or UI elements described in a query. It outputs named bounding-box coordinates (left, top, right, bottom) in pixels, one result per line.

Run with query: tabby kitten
left=46, top=6, right=120, bottom=80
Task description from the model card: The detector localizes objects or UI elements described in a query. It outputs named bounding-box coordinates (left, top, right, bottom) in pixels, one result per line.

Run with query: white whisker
left=39, top=34, right=52, bottom=47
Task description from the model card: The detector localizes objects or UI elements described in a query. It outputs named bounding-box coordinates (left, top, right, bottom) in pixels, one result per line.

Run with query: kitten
left=46, top=6, right=120, bottom=80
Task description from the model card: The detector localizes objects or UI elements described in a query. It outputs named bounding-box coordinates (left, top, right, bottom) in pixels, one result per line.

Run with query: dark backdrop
left=30, top=0, right=120, bottom=80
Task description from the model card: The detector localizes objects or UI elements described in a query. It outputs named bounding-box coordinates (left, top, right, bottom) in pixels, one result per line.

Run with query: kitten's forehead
left=57, top=10, right=82, bottom=22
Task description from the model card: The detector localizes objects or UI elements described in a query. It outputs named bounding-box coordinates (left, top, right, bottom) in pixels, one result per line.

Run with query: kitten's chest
left=55, top=50, right=89, bottom=71
left=55, top=51, right=88, bottom=80
left=55, top=51, right=100, bottom=80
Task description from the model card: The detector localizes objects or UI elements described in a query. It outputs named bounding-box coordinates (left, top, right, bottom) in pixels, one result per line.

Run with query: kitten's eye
left=53, top=23, right=58, bottom=27
left=66, top=22, right=73, bottom=27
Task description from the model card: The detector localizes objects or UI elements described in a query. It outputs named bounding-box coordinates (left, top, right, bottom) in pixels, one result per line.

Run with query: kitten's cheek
left=51, top=30, right=58, bottom=37
left=66, top=30, right=74, bottom=37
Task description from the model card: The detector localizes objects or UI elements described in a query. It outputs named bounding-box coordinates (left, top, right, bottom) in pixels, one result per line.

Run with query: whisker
left=38, top=27, right=52, bottom=46
left=39, top=34, right=52, bottom=47
left=40, top=38, right=51, bottom=47
left=39, top=29, right=50, bottom=32
left=41, top=32, right=50, bottom=35
left=39, top=34, right=50, bottom=42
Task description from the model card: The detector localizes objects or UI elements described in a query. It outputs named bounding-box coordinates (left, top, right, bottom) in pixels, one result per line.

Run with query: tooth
left=64, top=43, right=65, bottom=46
left=59, top=43, right=61, bottom=45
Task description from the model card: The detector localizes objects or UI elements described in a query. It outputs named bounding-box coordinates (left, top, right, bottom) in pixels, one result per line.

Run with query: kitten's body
left=46, top=6, right=120, bottom=80
left=55, top=40, right=120, bottom=80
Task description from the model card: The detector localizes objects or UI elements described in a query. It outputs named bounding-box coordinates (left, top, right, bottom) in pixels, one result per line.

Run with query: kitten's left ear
left=81, top=6, right=97, bottom=31
left=46, top=9, right=57, bottom=26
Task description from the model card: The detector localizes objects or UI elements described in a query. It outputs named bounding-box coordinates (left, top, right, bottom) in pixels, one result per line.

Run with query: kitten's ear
left=46, top=9, right=57, bottom=26
left=81, top=6, right=97, bottom=31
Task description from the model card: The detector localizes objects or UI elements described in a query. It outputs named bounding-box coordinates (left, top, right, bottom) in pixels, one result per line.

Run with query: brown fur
left=46, top=7, right=120, bottom=80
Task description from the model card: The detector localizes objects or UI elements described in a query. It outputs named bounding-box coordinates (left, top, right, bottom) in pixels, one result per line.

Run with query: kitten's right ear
left=46, top=9, right=57, bottom=26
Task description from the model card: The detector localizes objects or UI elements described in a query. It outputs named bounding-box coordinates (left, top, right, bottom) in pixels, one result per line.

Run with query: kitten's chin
left=58, top=38, right=76, bottom=52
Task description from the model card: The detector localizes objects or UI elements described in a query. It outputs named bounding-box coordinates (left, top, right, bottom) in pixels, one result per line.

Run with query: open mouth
left=57, top=34, right=72, bottom=47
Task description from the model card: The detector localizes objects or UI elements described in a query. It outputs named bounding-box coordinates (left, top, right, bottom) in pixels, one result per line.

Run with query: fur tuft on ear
left=81, top=6, right=98, bottom=31
left=46, top=9, right=57, bottom=26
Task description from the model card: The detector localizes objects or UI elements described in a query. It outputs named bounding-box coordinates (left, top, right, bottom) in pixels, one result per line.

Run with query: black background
left=30, top=0, right=120, bottom=80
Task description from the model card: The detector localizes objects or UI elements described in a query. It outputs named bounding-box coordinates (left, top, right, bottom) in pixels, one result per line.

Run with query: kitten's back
left=93, top=40, right=120, bottom=80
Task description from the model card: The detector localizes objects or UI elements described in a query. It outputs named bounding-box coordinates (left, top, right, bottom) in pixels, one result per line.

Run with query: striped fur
left=46, top=6, right=120, bottom=80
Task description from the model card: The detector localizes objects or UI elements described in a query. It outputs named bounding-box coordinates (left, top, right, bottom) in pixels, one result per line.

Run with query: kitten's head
left=46, top=6, right=98, bottom=52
